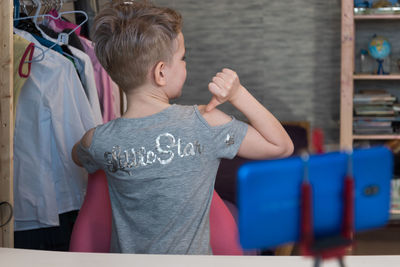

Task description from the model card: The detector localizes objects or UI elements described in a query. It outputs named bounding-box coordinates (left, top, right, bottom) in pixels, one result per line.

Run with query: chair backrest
left=210, top=190, right=243, bottom=255
left=69, top=171, right=243, bottom=255
left=69, top=170, right=112, bottom=252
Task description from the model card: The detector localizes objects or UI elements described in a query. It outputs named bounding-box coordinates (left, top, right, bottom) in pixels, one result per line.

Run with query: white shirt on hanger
left=13, top=28, right=96, bottom=231
left=65, top=45, right=103, bottom=126
left=36, top=30, right=103, bottom=126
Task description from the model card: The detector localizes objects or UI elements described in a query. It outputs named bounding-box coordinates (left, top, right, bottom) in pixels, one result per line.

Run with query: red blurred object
left=299, top=175, right=354, bottom=267
left=312, top=128, right=325, bottom=154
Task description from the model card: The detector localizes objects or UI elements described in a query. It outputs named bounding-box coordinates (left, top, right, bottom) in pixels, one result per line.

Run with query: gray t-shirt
left=76, top=104, right=248, bottom=254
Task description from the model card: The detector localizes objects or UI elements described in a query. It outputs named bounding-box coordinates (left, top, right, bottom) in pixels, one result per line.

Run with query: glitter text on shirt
left=104, top=133, right=204, bottom=175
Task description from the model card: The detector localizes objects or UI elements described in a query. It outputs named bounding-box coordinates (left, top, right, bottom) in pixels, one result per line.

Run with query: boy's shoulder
left=176, top=104, right=232, bottom=128
left=89, top=104, right=234, bottom=140
left=196, top=105, right=233, bottom=127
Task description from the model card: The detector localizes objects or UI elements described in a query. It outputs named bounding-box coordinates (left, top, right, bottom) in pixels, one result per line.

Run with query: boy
left=72, top=0, right=293, bottom=254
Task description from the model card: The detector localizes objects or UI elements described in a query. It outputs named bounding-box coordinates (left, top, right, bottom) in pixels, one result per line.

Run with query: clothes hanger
left=14, top=0, right=88, bottom=63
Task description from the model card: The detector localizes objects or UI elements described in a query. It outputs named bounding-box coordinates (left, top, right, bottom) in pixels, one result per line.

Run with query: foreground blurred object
left=238, top=147, right=392, bottom=265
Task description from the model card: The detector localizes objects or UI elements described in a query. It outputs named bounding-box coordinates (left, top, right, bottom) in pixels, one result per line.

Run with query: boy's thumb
left=206, top=97, right=220, bottom=112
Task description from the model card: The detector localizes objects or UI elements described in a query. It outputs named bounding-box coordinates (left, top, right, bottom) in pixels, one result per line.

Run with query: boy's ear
left=153, top=61, right=167, bottom=86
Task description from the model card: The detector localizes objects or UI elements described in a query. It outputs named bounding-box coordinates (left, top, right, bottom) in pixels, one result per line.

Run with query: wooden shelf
left=353, top=74, right=400, bottom=80
left=355, top=14, right=400, bottom=20
left=353, top=135, right=400, bottom=140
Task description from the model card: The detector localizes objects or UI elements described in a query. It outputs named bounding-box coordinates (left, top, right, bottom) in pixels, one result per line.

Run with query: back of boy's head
left=92, top=0, right=183, bottom=92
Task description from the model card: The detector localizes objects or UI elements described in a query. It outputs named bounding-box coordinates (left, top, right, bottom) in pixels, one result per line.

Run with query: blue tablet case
left=238, top=146, right=393, bottom=250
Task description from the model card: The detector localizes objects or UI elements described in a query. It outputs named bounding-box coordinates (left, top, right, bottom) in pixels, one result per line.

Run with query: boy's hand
left=206, top=68, right=242, bottom=112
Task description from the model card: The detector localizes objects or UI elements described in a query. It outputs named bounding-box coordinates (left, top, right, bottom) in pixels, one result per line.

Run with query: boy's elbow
left=282, top=139, right=294, bottom=157
left=275, top=139, right=294, bottom=158
left=257, top=140, right=294, bottom=160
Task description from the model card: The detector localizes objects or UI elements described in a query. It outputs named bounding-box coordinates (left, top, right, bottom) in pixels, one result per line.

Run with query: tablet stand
left=299, top=154, right=354, bottom=267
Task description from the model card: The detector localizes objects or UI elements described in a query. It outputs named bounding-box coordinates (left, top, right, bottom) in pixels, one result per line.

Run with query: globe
left=368, top=35, right=391, bottom=60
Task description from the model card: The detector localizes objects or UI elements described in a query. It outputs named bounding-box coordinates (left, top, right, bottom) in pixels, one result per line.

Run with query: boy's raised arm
left=205, top=68, right=294, bottom=160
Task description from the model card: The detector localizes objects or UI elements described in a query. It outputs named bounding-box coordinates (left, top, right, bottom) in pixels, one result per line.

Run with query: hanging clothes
left=60, top=28, right=85, bottom=52
left=13, top=28, right=96, bottom=231
left=13, top=34, right=34, bottom=120
left=14, top=16, right=76, bottom=67
left=79, top=36, right=121, bottom=122
left=69, top=45, right=103, bottom=125
left=14, top=210, right=78, bottom=251
left=43, top=9, right=121, bottom=122
left=38, top=25, right=103, bottom=125
left=46, top=9, right=82, bottom=36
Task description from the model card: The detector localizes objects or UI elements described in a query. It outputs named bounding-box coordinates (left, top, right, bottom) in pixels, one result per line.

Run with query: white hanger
left=14, top=0, right=88, bottom=63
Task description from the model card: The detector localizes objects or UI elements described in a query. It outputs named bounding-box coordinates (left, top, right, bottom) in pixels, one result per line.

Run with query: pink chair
left=69, top=171, right=243, bottom=255
left=69, top=170, right=111, bottom=252
left=209, top=190, right=243, bottom=255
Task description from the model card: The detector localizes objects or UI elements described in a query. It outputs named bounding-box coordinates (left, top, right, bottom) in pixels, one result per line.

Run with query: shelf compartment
left=354, top=74, right=400, bottom=80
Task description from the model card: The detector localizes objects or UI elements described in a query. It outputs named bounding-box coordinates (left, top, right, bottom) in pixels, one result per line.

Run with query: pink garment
left=47, top=9, right=81, bottom=35
left=79, top=37, right=120, bottom=122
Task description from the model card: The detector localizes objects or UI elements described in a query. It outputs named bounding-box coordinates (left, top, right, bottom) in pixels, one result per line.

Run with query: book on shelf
left=354, top=105, right=395, bottom=116
left=353, top=94, right=396, bottom=105
left=353, top=116, right=400, bottom=122
left=353, top=90, right=400, bottom=134
left=353, top=127, right=394, bottom=135
left=357, top=89, right=394, bottom=95
left=353, top=120, right=400, bottom=135
left=353, top=121, right=392, bottom=128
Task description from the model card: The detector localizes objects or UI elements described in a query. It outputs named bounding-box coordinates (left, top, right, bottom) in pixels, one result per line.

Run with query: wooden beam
left=0, top=0, right=14, bottom=248
left=340, top=0, right=355, bottom=150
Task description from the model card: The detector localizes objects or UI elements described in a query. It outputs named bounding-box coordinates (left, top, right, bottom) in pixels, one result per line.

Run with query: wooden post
left=0, top=0, right=14, bottom=248
left=340, top=0, right=355, bottom=150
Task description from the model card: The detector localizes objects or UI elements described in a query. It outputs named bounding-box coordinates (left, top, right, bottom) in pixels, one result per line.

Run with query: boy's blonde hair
left=92, top=0, right=182, bottom=92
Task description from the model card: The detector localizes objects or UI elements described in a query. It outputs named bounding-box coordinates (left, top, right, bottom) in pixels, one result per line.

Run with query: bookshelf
left=341, top=1, right=400, bottom=220
left=340, top=1, right=400, bottom=148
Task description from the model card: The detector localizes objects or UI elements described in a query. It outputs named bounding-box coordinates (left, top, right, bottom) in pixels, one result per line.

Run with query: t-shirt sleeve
left=76, top=141, right=99, bottom=174
left=210, top=117, right=248, bottom=159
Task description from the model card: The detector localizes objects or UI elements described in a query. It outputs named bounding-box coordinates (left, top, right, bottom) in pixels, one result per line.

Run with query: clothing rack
left=0, top=0, right=94, bottom=248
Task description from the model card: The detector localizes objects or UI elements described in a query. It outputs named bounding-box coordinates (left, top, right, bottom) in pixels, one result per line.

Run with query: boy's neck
left=122, top=86, right=171, bottom=119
